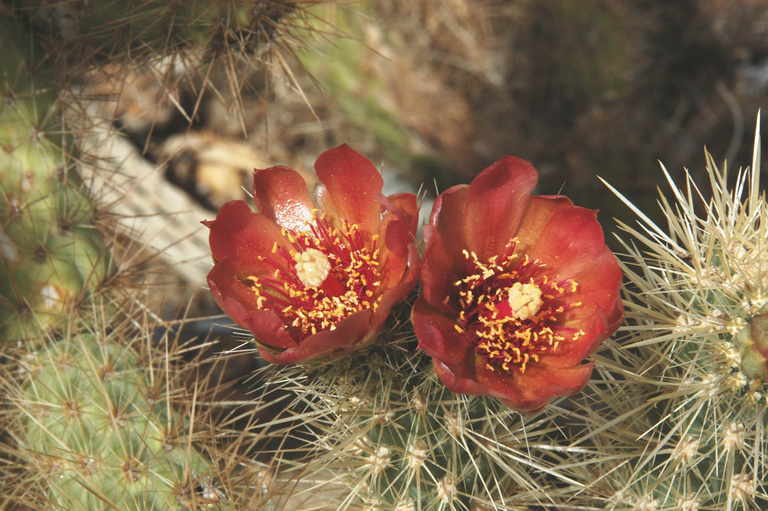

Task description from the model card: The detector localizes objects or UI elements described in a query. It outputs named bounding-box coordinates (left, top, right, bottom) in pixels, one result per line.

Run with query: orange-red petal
left=430, top=184, right=470, bottom=259
left=464, top=156, right=538, bottom=259
left=475, top=359, right=594, bottom=411
left=538, top=306, right=609, bottom=368
left=370, top=263, right=418, bottom=332
left=515, top=195, right=574, bottom=249
left=207, top=261, right=298, bottom=350
left=412, top=300, right=475, bottom=380
left=314, top=144, right=384, bottom=233
left=380, top=193, right=419, bottom=288
left=204, top=200, right=286, bottom=268
left=528, top=206, right=610, bottom=279
left=207, top=260, right=258, bottom=328
left=420, top=229, right=464, bottom=313
left=383, top=192, right=419, bottom=233
left=511, top=364, right=593, bottom=411
left=530, top=205, right=622, bottom=318
left=433, top=360, right=488, bottom=396
left=252, top=166, right=314, bottom=232
left=245, top=310, right=299, bottom=350
left=563, top=249, right=623, bottom=316
left=259, top=310, right=372, bottom=364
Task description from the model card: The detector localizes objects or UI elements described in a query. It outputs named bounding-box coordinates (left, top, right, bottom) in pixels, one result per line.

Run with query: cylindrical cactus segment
left=1, top=16, right=111, bottom=342
left=590, top=120, right=768, bottom=510
left=262, top=344, right=587, bottom=511
left=357, top=387, right=499, bottom=510
left=17, top=332, right=232, bottom=510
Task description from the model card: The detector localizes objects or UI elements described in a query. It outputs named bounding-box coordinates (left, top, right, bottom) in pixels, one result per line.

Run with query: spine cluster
left=15, top=330, right=228, bottom=510
left=1, top=17, right=110, bottom=342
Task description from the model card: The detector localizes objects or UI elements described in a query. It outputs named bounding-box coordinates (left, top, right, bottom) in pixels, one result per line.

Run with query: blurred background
left=79, top=0, right=768, bottom=320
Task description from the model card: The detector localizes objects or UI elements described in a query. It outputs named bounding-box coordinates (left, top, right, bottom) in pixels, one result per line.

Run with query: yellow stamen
left=453, top=242, right=584, bottom=374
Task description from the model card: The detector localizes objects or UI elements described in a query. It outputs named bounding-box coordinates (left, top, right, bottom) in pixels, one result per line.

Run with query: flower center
left=504, top=282, right=543, bottom=320
left=243, top=215, right=383, bottom=337
left=294, top=248, right=331, bottom=288
left=451, top=240, right=583, bottom=373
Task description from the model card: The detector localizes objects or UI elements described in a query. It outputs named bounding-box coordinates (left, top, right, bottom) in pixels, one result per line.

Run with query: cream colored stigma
left=294, top=248, right=331, bottom=288
left=506, top=282, right=543, bottom=320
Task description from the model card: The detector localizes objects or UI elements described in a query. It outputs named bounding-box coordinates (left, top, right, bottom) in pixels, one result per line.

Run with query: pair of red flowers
left=205, top=145, right=622, bottom=411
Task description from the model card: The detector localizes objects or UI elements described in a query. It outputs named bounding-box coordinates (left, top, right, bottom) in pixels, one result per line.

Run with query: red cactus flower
left=413, top=157, right=622, bottom=411
left=205, top=145, right=419, bottom=364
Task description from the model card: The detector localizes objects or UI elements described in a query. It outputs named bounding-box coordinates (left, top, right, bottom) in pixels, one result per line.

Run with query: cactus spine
left=0, top=16, right=111, bottom=342
left=255, top=318, right=592, bottom=511
left=583, top=118, right=768, bottom=510
left=4, top=302, right=280, bottom=510
left=19, top=335, right=224, bottom=510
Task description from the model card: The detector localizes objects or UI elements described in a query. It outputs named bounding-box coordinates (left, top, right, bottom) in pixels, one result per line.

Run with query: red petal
left=379, top=193, right=419, bottom=288
left=464, top=157, right=537, bottom=259
left=420, top=229, right=463, bottom=312
left=433, top=360, right=488, bottom=395
left=384, top=193, right=419, bottom=231
left=314, top=144, right=384, bottom=233
left=245, top=310, right=299, bottom=350
left=512, top=364, right=593, bottom=410
left=412, top=300, right=475, bottom=380
left=539, top=307, right=608, bottom=368
left=252, top=166, right=314, bottom=232
left=371, top=253, right=420, bottom=331
left=605, top=298, right=624, bottom=335
left=382, top=194, right=418, bottom=256
left=259, top=310, right=372, bottom=364
left=528, top=206, right=609, bottom=278
left=430, top=184, right=470, bottom=258
left=525, top=205, right=622, bottom=367
left=381, top=222, right=411, bottom=287
left=207, top=261, right=297, bottom=350
left=207, top=261, right=259, bottom=328
left=564, top=248, right=623, bottom=316
left=475, top=359, right=593, bottom=411
left=515, top=195, right=574, bottom=249
left=205, top=200, right=286, bottom=267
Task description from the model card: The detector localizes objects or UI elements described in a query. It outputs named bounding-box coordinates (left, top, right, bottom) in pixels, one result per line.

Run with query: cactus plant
left=261, top=119, right=768, bottom=509
left=0, top=16, right=112, bottom=343
left=209, top=148, right=623, bottom=510
left=19, top=335, right=220, bottom=509
left=1, top=0, right=339, bottom=343
left=578, top=117, right=768, bottom=510
left=3, top=301, right=278, bottom=510
left=15, top=1, right=296, bottom=64
left=249, top=301, right=604, bottom=511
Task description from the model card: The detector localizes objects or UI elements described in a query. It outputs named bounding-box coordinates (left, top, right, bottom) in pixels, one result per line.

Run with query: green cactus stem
left=17, top=331, right=228, bottom=510
left=254, top=323, right=595, bottom=511
left=587, top=117, right=768, bottom=510
left=1, top=16, right=111, bottom=343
